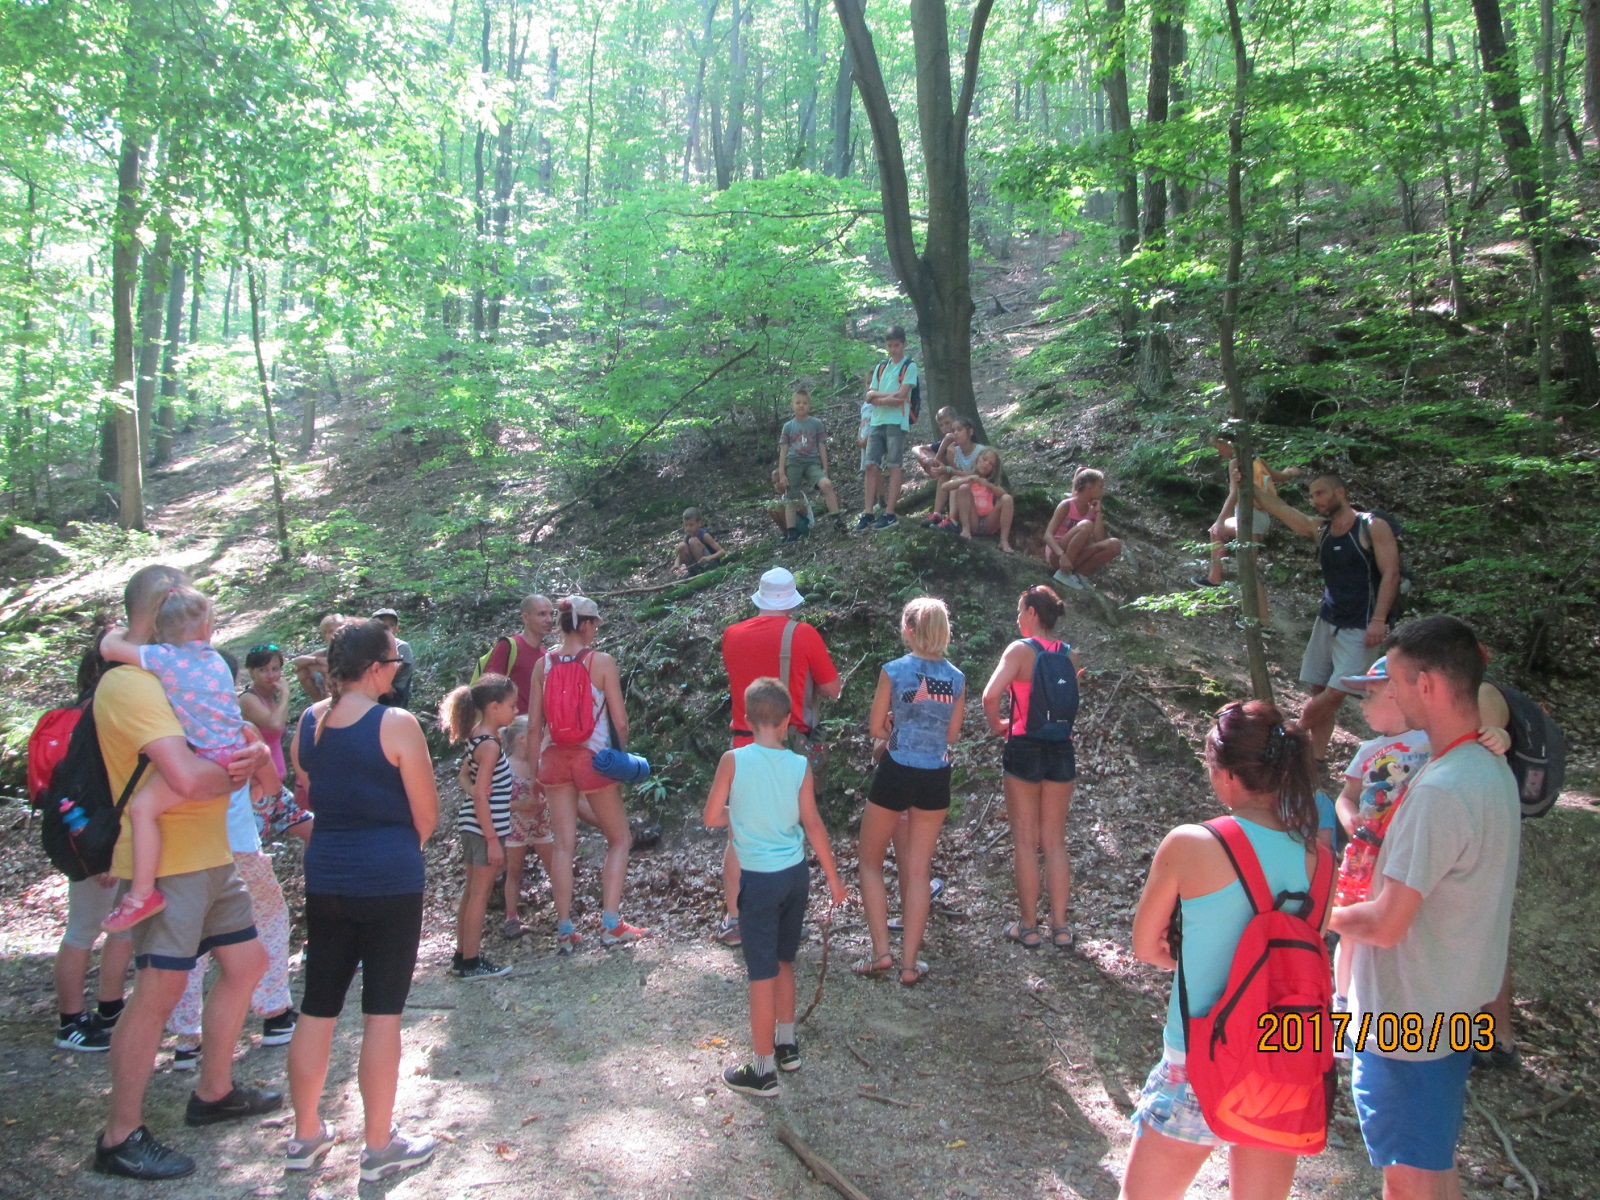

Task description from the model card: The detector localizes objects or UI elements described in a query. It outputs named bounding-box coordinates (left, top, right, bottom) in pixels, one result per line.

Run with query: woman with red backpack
left=526, top=596, right=645, bottom=954
left=1120, top=701, right=1331, bottom=1200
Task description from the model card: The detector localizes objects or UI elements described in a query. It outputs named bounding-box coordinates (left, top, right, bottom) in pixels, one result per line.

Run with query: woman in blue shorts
left=1120, top=700, right=1324, bottom=1200
left=980, top=586, right=1081, bottom=949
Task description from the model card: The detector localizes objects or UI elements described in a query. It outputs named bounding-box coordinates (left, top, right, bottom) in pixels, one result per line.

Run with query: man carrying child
left=777, top=386, right=844, bottom=540
left=703, top=677, right=846, bottom=1096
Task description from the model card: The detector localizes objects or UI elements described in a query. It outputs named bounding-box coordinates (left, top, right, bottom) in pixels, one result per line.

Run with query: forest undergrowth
left=0, top=243, right=1596, bottom=1199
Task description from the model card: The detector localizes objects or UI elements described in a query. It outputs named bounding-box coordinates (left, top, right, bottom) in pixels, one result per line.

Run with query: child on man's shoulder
left=703, top=677, right=846, bottom=1097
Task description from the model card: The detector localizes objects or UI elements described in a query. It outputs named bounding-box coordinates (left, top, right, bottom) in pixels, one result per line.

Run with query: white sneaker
left=1054, top=571, right=1088, bottom=591
left=359, top=1128, right=436, bottom=1182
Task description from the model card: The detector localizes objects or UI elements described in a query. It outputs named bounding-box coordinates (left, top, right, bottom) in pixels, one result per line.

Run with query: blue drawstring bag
left=592, top=747, right=651, bottom=783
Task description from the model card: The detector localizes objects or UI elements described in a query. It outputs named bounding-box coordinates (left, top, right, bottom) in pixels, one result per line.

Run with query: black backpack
left=876, top=358, right=922, bottom=426
left=1018, top=638, right=1079, bottom=742
left=38, top=665, right=149, bottom=882
left=1492, top=682, right=1566, bottom=819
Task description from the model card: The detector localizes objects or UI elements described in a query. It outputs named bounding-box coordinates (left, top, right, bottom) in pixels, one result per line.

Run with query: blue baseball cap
left=1339, top=655, right=1390, bottom=692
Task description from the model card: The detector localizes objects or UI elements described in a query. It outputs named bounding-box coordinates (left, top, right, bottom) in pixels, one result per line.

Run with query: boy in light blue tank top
left=704, top=677, right=846, bottom=1098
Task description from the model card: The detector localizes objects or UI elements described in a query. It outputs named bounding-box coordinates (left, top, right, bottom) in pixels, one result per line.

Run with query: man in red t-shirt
left=717, top=568, right=842, bottom=944
left=483, top=593, right=555, bottom=715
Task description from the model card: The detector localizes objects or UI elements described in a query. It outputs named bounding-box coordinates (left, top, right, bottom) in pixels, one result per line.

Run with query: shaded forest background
left=0, top=0, right=1596, bottom=750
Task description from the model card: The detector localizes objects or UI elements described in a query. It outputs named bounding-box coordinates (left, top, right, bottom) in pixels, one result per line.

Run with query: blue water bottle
left=59, top=798, right=89, bottom=834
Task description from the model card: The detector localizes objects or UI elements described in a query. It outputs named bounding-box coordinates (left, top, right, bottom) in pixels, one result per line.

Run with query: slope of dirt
left=0, top=242, right=1596, bottom=1200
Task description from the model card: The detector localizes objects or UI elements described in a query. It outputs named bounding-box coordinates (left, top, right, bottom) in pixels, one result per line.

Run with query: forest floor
left=0, top=241, right=1597, bottom=1200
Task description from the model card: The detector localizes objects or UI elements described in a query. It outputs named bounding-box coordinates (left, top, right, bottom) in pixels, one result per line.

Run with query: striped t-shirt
left=459, top=733, right=513, bottom=838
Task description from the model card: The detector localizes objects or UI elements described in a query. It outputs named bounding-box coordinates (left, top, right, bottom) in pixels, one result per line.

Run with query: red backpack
left=1179, top=816, right=1335, bottom=1154
left=544, top=649, right=598, bottom=747
left=27, top=706, right=83, bottom=807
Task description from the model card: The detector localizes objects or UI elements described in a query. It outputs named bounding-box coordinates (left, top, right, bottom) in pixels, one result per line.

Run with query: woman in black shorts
left=854, top=598, right=965, bottom=986
left=286, top=620, right=441, bottom=1181
left=981, top=586, right=1082, bottom=950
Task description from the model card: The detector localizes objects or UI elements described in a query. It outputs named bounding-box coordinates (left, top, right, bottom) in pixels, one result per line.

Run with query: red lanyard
left=1384, top=730, right=1478, bottom=821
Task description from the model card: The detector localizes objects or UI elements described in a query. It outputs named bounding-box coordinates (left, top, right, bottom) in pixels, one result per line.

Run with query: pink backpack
left=544, top=649, right=598, bottom=747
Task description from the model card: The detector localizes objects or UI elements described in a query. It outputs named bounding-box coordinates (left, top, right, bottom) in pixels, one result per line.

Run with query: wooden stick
left=847, top=1045, right=874, bottom=1069
left=856, top=1086, right=920, bottom=1108
left=996, top=1065, right=1052, bottom=1086
left=1469, top=1088, right=1540, bottom=1200
left=775, top=1123, right=877, bottom=1200
left=797, top=911, right=833, bottom=1025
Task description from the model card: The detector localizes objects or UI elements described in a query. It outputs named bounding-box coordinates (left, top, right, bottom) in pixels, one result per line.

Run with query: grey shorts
left=62, top=877, right=132, bottom=951
left=459, top=829, right=501, bottom=867
left=784, top=461, right=827, bottom=501
left=1300, top=617, right=1379, bottom=693
left=122, top=863, right=257, bottom=972
left=864, top=424, right=906, bottom=470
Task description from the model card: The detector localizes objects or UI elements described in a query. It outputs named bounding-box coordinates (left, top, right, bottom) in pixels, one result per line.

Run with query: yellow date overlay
left=1257, top=1012, right=1496, bottom=1055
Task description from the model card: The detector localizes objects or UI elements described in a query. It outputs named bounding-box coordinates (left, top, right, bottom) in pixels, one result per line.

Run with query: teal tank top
left=728, top=744, right=808, bottom=873
left=1163, top=817, right=1313, bottom=1052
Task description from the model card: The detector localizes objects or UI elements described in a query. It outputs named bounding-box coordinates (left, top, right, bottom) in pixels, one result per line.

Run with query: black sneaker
left=172, top=1047, right=200, bottom=1071
left=722, top=1063, right=778, bottom=1097
left=55, top=1012, right=111, bottom=1052
left=453, top=956, right=512, bottom=980
left=261, top=1008, right=298, bottom=1046
left=184, top=1084, right=284, bottom=1127
left=1473, top=1042, right=1522, bottom=1071
left=774, top=1041, right=802, bottom=1072
left=782, top=528, right=799, bottom=544
left=853, top=513, right=874, bottom=531
left=94, top=1126, right=196, bottom=1180
left=873, top=512, right=899, bottom=529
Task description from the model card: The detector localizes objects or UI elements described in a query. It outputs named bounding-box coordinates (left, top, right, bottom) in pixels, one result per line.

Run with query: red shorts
left=537, top=744, right=612, bottom=793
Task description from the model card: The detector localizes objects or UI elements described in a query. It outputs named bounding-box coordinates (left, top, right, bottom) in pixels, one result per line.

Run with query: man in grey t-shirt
left=1330, top=615, right=1519, bottom=1194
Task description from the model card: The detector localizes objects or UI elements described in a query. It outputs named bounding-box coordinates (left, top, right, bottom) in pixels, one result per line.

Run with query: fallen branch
left=593, top=558, right=739, bottom=598
left=847, top=1045, right=874, bottom=1069
left=856, top=1086, right=920, bottom=1108
left=1509, top=1087, right=1580, bottom=1122
left=524, top=340, right=760, bottom=542
left=996, top=1065, right=1052, bottom=1086
left=797, top=911, right=833, bottom=1026
left=1470, top=1087, right=1539, bottom=1200
left=775, top=1123, right=876, bottom=1200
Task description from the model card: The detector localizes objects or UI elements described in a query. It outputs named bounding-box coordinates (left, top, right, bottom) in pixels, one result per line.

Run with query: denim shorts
left=1131, top=1050, right=1223, bottom=1146
left=864, top=424, right=906, bottom=470
left=737, top=861, right=809, bottom=982
left=1002, top=736, right=1076, bottom=784
left=1351, top=1049, right=1473, bottom=1171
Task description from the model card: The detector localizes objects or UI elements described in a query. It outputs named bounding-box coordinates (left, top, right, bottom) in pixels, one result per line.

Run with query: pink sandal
left=103, top=889, right=166, bottom=932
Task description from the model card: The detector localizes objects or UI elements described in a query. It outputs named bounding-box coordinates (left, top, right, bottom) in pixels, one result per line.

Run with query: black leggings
left=300, top=892, right=424, bottom=1018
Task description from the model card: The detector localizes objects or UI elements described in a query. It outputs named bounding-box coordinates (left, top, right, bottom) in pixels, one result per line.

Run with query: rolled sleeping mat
left=592, top=747, right=651, bottom=783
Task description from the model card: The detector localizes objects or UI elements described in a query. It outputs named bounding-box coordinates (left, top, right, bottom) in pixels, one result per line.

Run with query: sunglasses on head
left=248, top=643, right=281, bottom=655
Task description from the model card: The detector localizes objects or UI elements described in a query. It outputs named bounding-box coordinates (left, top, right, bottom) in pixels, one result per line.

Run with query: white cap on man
left=750, top=568, right=805, bottom=611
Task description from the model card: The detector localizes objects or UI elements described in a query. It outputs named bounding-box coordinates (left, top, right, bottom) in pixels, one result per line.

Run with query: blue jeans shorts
left=1351, top=1049, right=1473, bottom=1171
left=737, top=861, right=810, bottom=982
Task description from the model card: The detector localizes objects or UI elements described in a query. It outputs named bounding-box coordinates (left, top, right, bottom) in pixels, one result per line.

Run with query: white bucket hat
left=750, top=568, right=805, bottom=611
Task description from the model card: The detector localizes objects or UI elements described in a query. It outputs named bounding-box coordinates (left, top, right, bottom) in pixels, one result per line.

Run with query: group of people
left=44, top=330, right=1527, bottom=1198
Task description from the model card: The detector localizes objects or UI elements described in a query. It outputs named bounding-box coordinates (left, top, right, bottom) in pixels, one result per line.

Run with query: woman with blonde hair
left=853, top=597, right=965, bottom=986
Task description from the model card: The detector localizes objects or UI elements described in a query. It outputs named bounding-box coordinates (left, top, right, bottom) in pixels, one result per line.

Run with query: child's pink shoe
left=103, top=889, right=166, bottom=932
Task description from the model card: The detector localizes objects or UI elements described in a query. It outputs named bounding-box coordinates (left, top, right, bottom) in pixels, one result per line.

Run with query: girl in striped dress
left=440, top=675, right=518, bottom=979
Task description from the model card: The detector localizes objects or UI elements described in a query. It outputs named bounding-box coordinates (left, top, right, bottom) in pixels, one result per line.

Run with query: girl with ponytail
left=1119, top=700, right=1324, bottom=1199
left=438, top=675, right=519, bottom=980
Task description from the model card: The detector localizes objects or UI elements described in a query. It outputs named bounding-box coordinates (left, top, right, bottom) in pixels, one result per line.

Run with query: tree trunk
left=1583, top=0, right=1600, bottom=140
left=1220, top=0, right=1273, bottom=703
left=711, top=0, right=748, bottom=190
left=834, top=0, right=994, bottom=438
left=1101, top=0, right=1139, bottom=261
left=1169, top=13, right=1191, bottom=215
left=683, top=0, right=719, bottom=182
left=134, top=231, right=171, bottom=457
left=830, top=0, right=857, bottom=177
left=111, top=126, right=148, bottom=529
left=1471, top=0, right=1600, bottom=405
left=244, top=258, right=292, bottom=562
left=1138, top=0, right=1179, bottom=398
left=151, top=250, right=185, bottom=466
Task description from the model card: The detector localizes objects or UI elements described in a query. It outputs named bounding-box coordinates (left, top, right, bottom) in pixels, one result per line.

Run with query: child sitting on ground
left=500, top=715, right=554, bottom=940
left=777, top=387, right=844, bottom=540
left=1043, top=467, right=1123, bottom=590
left=440, top=675, right=519, bottom=979
left=675, top=507, right=726, bottom=575
left=948, top=447, right=1016, bottom=552
left=99, top=587, right=280, bottom=931
left=703, top=677, right=847, bottom=1097
left=910, top=406, right=960, bottom=484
